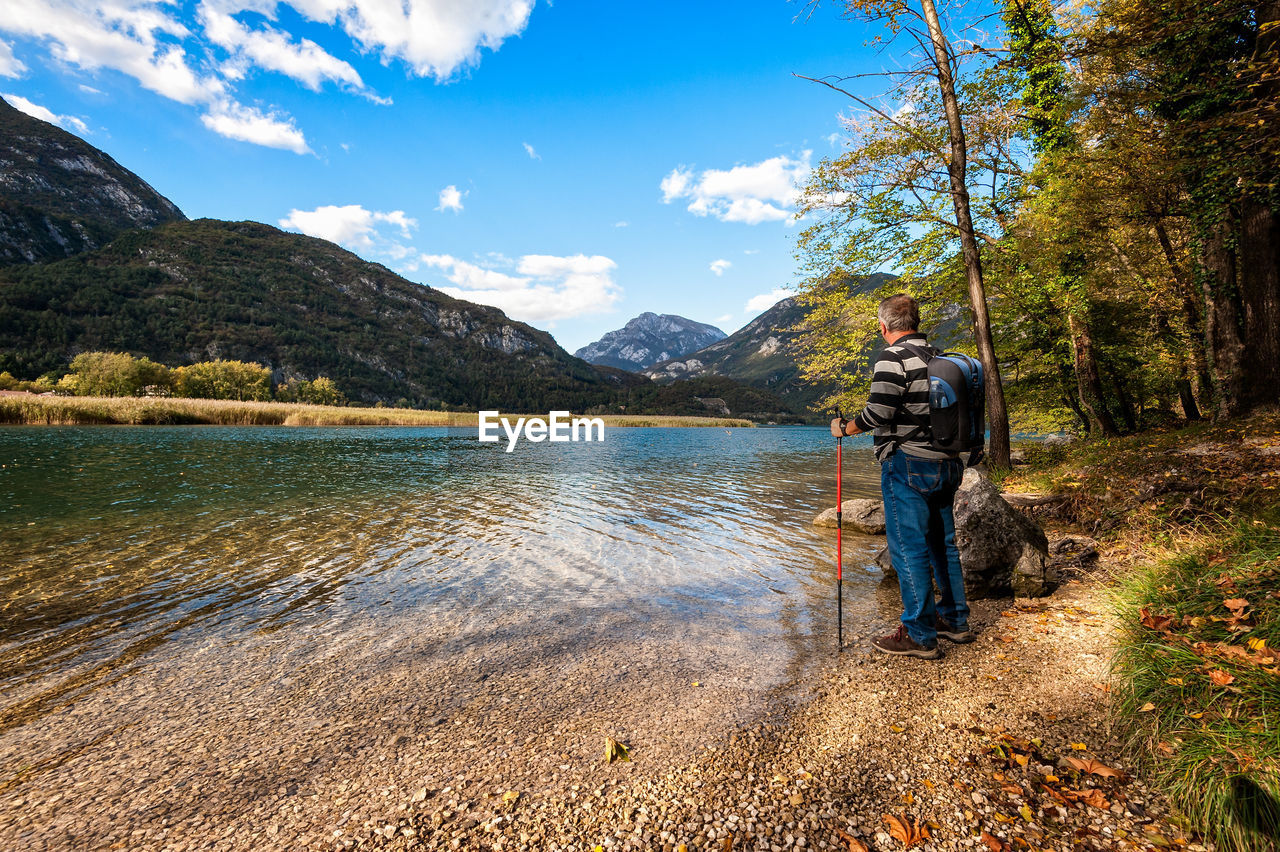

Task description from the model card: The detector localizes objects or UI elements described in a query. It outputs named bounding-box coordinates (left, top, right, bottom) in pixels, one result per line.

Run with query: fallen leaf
left=882, top=814, right=930, bottom=848
left=1140, top=607, right=1175, bottom=632
left=722, top=836, right=735, bottom=852
left=1247, top=637, right=1268, bottom=652
left=1001, top=784, right=1022, bottom=795
left=1014, top=754, right=1029, bottom=767
left=501, top=790, right=520, bottom=806
left=980, top=831, right=1005, bottom=851
left=1064, top=757, right=1122, bottom=779
left=1166, top=677, right=1184, bottom=686
left=902, top=791, right=914, bottom=805
left=890, top=724, right=906, bottom=733
left=1070, top=743, right=1087, bottom=751
left=1209, top=669, right=1235, bottom=686
left=1223, top=598, right=1249, bottom=612
left=835, top=829, right=869, bottom=852
left=603, top=736, right=631, bottom=764
left=1139, top=702, right=1157, bottom=712
left=921, top=779, right=935, bottom=792
left=1019, top=803, right=1034, bottom=822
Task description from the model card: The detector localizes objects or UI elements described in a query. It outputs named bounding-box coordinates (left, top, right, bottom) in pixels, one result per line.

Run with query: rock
left=1043, top=435, right=1076, bottom=447
left=954, top=469, right=1055, bottom=598
left=874, top=468, right=1056, bottom=599
left=812, top=499, right=885, bottom=534
left=1009, top=448, right=1028, bottom=465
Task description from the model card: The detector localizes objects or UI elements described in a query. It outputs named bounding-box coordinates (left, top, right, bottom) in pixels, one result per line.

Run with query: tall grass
left=0, top=395, right=754, bottom=428
left=1112, top=522, right=1280, bottom=852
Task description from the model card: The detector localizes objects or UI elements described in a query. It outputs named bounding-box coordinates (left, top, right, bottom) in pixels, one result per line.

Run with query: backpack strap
left=887, top=340, right=935, bottom=447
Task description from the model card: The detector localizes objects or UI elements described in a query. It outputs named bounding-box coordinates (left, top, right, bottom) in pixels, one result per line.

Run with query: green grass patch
left=1112, top=522, right=1280, bottom=852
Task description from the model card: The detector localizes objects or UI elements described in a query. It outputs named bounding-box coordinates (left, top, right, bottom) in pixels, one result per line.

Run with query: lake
left=0, top=425, right=895, bottom=849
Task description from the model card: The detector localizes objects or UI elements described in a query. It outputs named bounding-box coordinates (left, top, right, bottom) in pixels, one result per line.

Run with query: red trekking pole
left=835, top=407, right=844, bottom=651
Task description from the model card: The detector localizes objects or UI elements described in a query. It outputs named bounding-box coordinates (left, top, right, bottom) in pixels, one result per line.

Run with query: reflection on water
left=0, top=425, right=885, bottom=730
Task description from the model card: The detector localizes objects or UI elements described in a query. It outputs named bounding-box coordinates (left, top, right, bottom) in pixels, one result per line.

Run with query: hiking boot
left=871, top=624, right=941, bottom=659
left=935, top=617, right=976, bottom=644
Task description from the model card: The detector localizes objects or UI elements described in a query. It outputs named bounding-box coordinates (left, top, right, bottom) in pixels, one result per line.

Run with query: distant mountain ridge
left=0, top=219, right=646, bottom=409
left=574, top=312, right=725, bottom=370
left=644, top=273, right=903, bottom=412
left=0, top=96, right=185, bottom=265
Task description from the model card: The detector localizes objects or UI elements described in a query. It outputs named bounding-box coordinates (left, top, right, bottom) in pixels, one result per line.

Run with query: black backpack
left=896, top=341, right=986, bottom=461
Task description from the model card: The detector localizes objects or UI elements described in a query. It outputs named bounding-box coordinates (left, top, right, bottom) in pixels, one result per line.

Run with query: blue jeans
left=881, top=450, right=969, bottom=646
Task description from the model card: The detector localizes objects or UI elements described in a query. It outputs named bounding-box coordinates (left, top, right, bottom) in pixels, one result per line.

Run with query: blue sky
left=0, top=0, right=908, bottom=354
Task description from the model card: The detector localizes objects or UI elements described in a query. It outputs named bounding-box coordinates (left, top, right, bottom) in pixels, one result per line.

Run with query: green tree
left=62, top=351, right=171, bottom=397
left=796, top=0, right=1015, bottom=464
left=173, top=360, right=272, bottom=401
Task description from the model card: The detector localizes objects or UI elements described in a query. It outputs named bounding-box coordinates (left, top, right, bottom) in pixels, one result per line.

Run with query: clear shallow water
left=0, top=424, right=886, bottom=731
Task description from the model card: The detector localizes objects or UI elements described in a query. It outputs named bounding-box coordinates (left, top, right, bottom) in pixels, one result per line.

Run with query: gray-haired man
left=830, top=293, right=974, bottom=659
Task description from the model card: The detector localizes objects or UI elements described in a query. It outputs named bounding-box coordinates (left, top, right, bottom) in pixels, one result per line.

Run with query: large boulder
left=874, top=468, right=1056, bottom=599
left=813, top=498, right=885, bottom=534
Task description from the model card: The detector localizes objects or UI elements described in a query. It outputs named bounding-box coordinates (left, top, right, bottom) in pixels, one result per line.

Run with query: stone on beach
left=811, top=498, right=885, bottom=533
left=874, top=467, right=1056, bottom=599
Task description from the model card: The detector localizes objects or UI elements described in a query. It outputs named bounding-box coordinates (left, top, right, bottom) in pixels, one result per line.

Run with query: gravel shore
left=359, top=568, right=1198, bottom=852
left=2, top=541, right=1198, bottom=852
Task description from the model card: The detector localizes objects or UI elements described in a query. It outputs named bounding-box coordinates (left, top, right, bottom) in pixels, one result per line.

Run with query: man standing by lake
left=831, top=294, right=975, bottom=659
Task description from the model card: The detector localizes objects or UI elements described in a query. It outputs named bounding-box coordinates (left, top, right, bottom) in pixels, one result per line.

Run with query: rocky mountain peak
left=574, top=313, right=726, bottom=371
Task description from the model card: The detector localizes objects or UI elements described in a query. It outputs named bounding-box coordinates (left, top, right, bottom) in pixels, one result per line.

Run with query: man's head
left=877, top=293, right=919, bottom=343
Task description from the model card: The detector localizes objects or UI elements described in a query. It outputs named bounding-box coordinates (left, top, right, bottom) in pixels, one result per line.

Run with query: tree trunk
left=1154, top=219, right=1214, bottom=406
left=1202, top=214, right=1247, bottom=417
left=1059, top=364, right=1089, bottom=433
left=1238, top=200, right=1280, bottom=411
left=918, top=0, right=1011, bottom=467
left=1109, top=366, right=1138, bottom=433
left=1067, top=311, right=1120, bottom=436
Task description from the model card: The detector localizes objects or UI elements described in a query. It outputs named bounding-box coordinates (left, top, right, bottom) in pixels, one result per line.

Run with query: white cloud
left=436, top=184, right=465, bottom=213
left=426, top=252, right=621, bottom=323
left=0, top=38, right=25, bottom=78
left=745, top=288, right=790, bottom=315
left=199, top=1, right=366, bottom=93
left=709, top=259, right=731, bottom=276
left=660, top=153, right=811, bottom=225
left=2, top=93, right=89, bottom=134
left=712, top=313, right=734, bottom=326
left=743, top=249, right=759, bottom=255
left=279, top=203, right=417, bottom=252
left=0, top=0, right=533, bottom=151
left=286, top=0, right=535, bottom=80
left=824, top=132, right=842, bottom=148
left=522, top=141, right=539, bottom=159
left=202, top=100, right=310, bottom=153
left=613, top=221, right=628, bottom=228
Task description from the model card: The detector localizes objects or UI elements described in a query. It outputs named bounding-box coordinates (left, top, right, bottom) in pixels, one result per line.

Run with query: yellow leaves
left=1247, top=636, right=1268, bottom=652
left=1064, top=757, right=1123, bottom=779
left=1209, top=669, right=1235, bottom=686
left=882, top=814, right=930, bottom=848
left=920, top=778, right=935, bottom=792
left=1014, top=753, right=1029, bottom=768
left=1165, top=677, right=1184, bottom=686
left=1139, top=702, right=1157, bottom=712
left=890, top=724, right=906, bottom=733
left=500, top=790, right=520, bottom=807
left=603, top=736, right=631, bottom=764
left=1070, top=743, right=1087, bottom=750
left=1018, top=803, right=1035, bottom=822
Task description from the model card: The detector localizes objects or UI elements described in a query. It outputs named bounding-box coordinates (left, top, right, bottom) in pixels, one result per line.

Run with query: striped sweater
left=851, top=332, right=956, bottom=462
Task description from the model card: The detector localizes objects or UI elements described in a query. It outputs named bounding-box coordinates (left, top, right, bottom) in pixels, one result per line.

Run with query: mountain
left=574, top=312, right=725, bottom=370
left=0, top=96, right=185, bottom=265
left=0, top=219, right=644, bottom=410
left=644, top=274, right=901, bottom=413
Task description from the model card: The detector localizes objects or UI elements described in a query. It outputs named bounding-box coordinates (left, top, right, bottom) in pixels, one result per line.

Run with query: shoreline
left=0, top=394, right=754, bottom=428
left=0, top=541, right=1195, bottom=852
